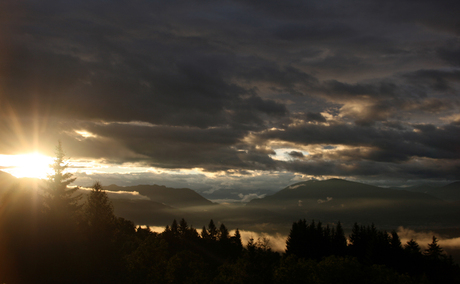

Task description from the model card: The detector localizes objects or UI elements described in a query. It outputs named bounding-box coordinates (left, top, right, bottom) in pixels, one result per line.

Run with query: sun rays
left=0, top=152, right=53, bottom=179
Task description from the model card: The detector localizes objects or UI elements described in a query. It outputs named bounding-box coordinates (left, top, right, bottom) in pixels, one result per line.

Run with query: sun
left=0, top=152, right=54, bottom=179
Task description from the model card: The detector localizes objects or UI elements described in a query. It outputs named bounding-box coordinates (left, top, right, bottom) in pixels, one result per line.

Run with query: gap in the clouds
left=75, top=130, right=97, bottom=139
left=269, top=148, right=309, bottom=161
left=67, top=159, right=209, bottom=178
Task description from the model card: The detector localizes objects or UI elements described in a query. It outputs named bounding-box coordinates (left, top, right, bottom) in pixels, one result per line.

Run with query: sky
left=1, top=0, right=460, bottom=201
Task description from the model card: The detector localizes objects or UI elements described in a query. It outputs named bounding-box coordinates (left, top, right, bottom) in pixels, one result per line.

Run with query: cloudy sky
left=1, top=0, right=459, bottom=199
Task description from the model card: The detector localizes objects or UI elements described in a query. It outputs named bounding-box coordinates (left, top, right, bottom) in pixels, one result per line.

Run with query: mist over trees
left=0, top=144, right=459, bottom=283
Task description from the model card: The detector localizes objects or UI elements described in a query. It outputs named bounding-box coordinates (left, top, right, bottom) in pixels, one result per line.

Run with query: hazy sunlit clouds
left=0, top=0, right=459, bottom=199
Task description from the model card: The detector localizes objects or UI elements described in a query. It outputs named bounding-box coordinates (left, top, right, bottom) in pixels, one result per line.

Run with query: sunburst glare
left=0, top=153, right=54, bottom=179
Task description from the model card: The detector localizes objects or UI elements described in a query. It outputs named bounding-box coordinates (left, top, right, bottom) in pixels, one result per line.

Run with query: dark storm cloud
left=257, top=122, right=460, bottom=162
left=1, top=0, right=460, bottom=184
left=438, top=47, right=460, bottom=67
left=60, top=121, right=282, bottom=172
left=305, top=68, right=460, bottom=126
left=236, top=61, right=318, bottom=96
left=321, top=80, right=398, bottom=99
left=1, top=1, right=297, bottom=130
left=402, top=69, right=460, bottom=93
left=2, top=39, right=289, bottom=129
left=382, top=121, right=406, bottom=130
left=273, top=23, right=354, bottom=42
left=283, top=158, right=460, bottom=181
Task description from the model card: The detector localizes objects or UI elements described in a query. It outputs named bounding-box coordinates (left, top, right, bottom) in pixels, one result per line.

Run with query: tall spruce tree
left=425, top=236, right=445, bottom=259
left=231, top=228, right=243, bottom=249
left=179, top=218, right=188, bottom=236
left=389, top=230, right=402, bottom=251
left=404, top=239, right=421, bottom=254
left=42, top=141, right=82, bottom=220
left=218, top=223, right=230, bottom=241
left=201, top=226, right=210, bottom=239
left=83, top=182, right=116, bottom=240
left=285, top=219, right=308, bottom=258
left=208, top=219, right=218, bottom=241
left=39, top=142, right=84, bottom=282
left=332, top=222, right=347, bottom=255
left=82, top=182, right=118, bottom=282
left=171, top=219, right=179, bottom=236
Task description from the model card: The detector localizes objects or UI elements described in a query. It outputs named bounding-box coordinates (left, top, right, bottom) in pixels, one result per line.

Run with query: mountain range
left=398, top=182, right=460, bottom=202
left=247, top=179, right=459, bottom=228
left=1, top=171, right=459, bottom=231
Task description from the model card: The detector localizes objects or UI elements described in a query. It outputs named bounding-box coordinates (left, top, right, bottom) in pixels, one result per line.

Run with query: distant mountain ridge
left=104, top=184, right=214, bottom=208
left=397, top=181, right=460, bottom=202
left=247, top=178, right=459, bottom=227
left=100, top=184, right=217, bottom=227
left=1, top=171, right=459, bottom=230
left=250, top=178, right=443, bottom=204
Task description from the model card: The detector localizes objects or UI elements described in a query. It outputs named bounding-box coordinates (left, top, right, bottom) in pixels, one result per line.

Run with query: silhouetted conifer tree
left=83, top=182, right=116, bottom=239
left=425, top=236, right=444, bottom=259
left=285, top=219, right=308, bottom=258
left=136, top=225, right=154, bottom=241
left=324, top=224, right=331, bottom=255
left=38, top=142, right=85, bottom=283
left=349, top=223, right=392, bottom=265
left=182, top=224, right=200, bottom=241
left=332, top=222, right=347, bottom=256
left=286, top=219, right=341, bottom=260
left=81, top=182, right=119, bottom=282
left=208, top=219, right=218, bottom=241
left=171, top=219, right=179, bottom=236
left=390, top=230, right=402, bottom=251
left=42, top=141, right=82, bottom=220
left=404, top=239, right=420, bottom=254
left=201, top=225, right=209, bottom=239
left=113, top=217, right=139, bottom=260
left=401, top=239, right=424, bottom=277
left=218, top=223, right=230, bottom=241
left=178, top=218, right=188, bottom=235
left=231, top=228, right=243, bottom=250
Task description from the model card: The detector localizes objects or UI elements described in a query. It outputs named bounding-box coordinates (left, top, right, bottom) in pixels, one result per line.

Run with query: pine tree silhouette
left=404, top=239, right=420, bottom=254
left=425, top=236, right=444, bottom=259
left=208, top=219, right=218, bottom=241
left=42, top=141, right=82, bottom=220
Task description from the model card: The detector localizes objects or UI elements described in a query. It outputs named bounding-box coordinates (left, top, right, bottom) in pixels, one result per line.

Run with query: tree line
left=0, top=143, right=459, bottom=283
left=283, top=219, right=459, bottom=283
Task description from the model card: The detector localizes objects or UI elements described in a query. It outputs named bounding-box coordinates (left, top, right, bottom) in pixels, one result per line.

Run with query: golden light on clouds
left=0, top=153, right=53, bottom=179
left=75, top=130, right=97, bottom=139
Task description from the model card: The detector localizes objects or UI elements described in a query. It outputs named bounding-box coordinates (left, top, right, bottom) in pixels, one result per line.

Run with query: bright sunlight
left=0, top=153, right=54, bottom=179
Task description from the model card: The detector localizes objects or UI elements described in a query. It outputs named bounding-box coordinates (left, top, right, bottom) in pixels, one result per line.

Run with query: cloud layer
left=1, top=0, right=460, bottom=189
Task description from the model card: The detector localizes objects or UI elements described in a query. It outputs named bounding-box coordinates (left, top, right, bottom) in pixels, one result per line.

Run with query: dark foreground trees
left=286, top=219, right=347, bottom=260
left=284, top=220, right=460, bottom=284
